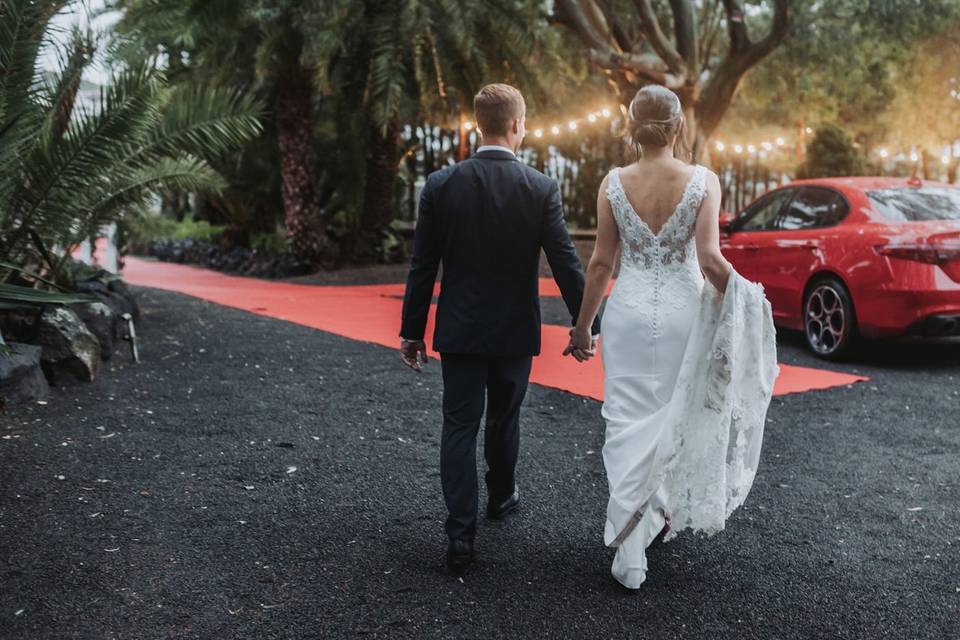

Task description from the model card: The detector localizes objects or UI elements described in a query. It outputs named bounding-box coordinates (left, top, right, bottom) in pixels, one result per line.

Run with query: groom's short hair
left=474, top=83, right=525, bottom=137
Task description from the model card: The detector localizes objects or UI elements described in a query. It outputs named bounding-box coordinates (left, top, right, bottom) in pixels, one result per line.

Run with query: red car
left=719, top=177, right=960, bottom=359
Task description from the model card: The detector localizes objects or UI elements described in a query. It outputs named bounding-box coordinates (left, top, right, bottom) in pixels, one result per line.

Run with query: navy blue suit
left=400, top=148, right=597, bottom=539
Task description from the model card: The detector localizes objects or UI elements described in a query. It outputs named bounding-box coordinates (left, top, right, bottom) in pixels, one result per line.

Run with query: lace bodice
left=606, top=165, right=709, bottom=338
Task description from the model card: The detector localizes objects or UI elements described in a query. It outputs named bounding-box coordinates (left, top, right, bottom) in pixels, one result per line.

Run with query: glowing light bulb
left=463, top=121, right=473, bottom=131
left=910, top=152, right=919, bottom=162
left=879, top=148, right=889, bottom=158
left=601, top=108, right=611, bottom=118
left=761, top=141, right=773, bottom=151
left=942, top=155, right=950, bottom=164
left=551, top=125, right=561, bottom=135
left=805, top=127, right=813, bottom=134
left=534, top=129, right=543, bottom=138
left=747, top=144, right=757, bottom=154
left=734, top=144, right=743, bottom=154
left=568, top=121, right=577, bottom=131
left=776, top=137, right=786, bottom=146
left=715, top=141, right=726, bottom=152
left=587, top=114, right=597, bottom=123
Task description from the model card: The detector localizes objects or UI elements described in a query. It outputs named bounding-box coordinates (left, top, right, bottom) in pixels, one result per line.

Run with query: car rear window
left=867, top=187, right=960, bottom=222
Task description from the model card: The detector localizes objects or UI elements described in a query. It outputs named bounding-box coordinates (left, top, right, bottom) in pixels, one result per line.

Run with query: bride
left=565, top=85, right=779, bottom=588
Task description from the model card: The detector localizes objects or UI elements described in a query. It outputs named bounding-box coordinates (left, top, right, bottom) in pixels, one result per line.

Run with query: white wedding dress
left=600, top=165, right=779, bottom=589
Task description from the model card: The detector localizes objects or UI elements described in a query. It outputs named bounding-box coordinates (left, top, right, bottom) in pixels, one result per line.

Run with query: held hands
left=400, top=339, right=429, bottom=372
left=563, top=327, right=598, bottom=363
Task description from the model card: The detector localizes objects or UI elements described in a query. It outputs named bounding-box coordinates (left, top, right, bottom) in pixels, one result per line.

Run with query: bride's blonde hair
left=626, top=85, right=690, bottom=161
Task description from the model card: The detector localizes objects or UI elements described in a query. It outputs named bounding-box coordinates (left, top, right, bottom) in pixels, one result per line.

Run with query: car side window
left=776, top=187, right=849, bottom=230
left=736, top=189, right=794, bottom=231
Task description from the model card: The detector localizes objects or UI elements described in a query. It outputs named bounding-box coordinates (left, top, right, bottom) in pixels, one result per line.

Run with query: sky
left=42, top=0, right=122, bottom=86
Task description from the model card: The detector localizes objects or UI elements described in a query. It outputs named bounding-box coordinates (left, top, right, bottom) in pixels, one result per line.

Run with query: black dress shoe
left=446, top=538, right=475, bottom=574
left=486, top=486, right=520, bottom=520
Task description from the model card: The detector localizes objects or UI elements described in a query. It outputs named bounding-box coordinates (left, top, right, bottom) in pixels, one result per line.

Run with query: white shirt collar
left=476, top=144, right=516, bottom=157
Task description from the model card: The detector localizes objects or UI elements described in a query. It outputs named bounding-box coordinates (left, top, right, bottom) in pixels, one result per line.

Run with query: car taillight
left=876, top=243, right=960, bottom=282
left=875, top=244, right=960, bottom=264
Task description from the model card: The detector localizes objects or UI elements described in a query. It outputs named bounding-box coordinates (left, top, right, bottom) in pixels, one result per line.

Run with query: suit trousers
left=439, top=352, right=533, bottom=540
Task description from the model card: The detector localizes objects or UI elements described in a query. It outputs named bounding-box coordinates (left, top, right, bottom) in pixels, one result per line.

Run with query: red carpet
left=122, top=257, right=868, bottom=398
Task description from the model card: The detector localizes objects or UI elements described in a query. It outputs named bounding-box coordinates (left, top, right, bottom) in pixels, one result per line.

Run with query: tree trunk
left=457, top=96, right=470, bottom=162
left=920, top=149, right=932, bottom=180
left=352, top=119, right=401, bottom=263
left=275, top=63, right=335, bottom=268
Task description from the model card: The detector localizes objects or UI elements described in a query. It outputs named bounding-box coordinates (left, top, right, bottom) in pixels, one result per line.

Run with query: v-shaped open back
left=611, top=166, right=700, bottom=238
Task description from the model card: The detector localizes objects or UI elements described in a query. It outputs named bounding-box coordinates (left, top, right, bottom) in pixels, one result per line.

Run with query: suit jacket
left=400, top=148, right=600, bottom=356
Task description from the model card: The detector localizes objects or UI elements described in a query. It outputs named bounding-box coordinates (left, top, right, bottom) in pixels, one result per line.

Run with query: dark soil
left=1, top=286, right=957, bottom=639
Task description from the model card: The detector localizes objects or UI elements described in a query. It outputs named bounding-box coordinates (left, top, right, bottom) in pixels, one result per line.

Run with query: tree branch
left=697, top=0, right=790, bottom=138
left=669, top=0, right=698, bottom=73
left=721, top=0, right=751, bottom=53
left=555, top=0, right=683, bottom=88
left=596, top=0, right=636, bottom=53
left=553, top=0, right=617, bottom=55
left=631, top=0, right=687, bottom=76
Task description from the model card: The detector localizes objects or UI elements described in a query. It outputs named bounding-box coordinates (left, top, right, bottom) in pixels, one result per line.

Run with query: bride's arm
left=572, top=176, right=619, bottom=346
left=695, top=171, right=733, bottom=294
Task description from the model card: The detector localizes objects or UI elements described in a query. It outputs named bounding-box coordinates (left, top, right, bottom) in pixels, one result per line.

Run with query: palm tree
left=111, top=0, right=344, bottom=267
left=112, top=0, right=562, bottom=265
left=0, top=0, right=263, bottom=301
left=353, top=0, right=560, bottom=254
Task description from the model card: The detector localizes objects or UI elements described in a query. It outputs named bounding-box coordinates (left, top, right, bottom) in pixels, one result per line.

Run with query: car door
left=762, top=187, right=850, bottom=319
left=721, top=188, right=796, bottom=285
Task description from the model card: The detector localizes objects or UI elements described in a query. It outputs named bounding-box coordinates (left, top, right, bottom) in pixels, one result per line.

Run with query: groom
left=399, top=83, right=600, bottom=573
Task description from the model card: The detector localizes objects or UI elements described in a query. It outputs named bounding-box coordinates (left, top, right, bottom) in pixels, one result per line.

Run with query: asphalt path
left=1, top=285, right=958, bottom=639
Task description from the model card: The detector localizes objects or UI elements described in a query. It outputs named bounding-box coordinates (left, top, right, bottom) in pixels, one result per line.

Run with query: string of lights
left=462, top=107, right=954, bottom=165
left=463, top=107, right=616, bottom=140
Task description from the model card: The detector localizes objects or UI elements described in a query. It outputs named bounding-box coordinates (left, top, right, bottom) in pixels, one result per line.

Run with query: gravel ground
left=1, top=285, right=958, bottom=640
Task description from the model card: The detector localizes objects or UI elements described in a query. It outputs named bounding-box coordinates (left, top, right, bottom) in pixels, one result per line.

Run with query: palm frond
left=0, top=282, right=96, bottom=306
left=16, top=63, right=164, bottom=238
left=147, top=83, right=263, bottom=160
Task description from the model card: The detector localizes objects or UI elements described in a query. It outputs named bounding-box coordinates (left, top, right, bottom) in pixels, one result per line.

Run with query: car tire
left=803, top=276, right=858, bottom=360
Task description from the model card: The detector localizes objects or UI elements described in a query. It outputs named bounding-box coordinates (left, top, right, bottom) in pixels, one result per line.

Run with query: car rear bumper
left=906, top=314, right=960, bottom=337
left=856, top=285, right=960, bottom=338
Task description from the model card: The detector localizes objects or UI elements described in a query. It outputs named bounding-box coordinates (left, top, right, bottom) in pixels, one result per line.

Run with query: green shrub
left=250, top=230, right=289, bottom=254
left=170, top=217, right=226, bottom=241
left=124, top=213, right=226, bottom=246
left=798, top=124, right=865, bottom=178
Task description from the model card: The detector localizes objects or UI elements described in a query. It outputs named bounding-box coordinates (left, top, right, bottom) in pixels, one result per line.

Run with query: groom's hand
left=400, top=339, right=429, bottom=372
left=563, top=328, right=597, bottom=362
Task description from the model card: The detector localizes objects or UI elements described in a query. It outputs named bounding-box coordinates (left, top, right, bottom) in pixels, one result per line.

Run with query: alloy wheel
left=805, top=284, right=847, bottom=355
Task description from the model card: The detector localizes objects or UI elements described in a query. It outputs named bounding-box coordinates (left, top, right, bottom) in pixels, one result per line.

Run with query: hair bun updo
left=626, top=85, right=684, bottom=149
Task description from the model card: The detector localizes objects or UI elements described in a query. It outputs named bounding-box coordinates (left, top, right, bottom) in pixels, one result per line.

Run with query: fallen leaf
left=243, top=485, right=255, bottom=491
left=285, top=466, right=297, bottom=474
